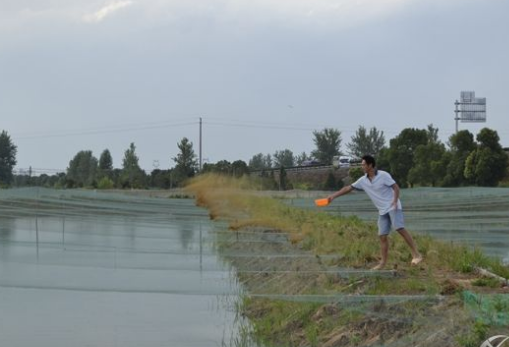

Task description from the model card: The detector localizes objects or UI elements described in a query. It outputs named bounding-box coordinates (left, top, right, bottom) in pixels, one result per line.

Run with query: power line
left=13, top=119, right=198, bottom=140
left=204, top=117, right=433, bottom=136
left=206, top=116, right=333, bottom=130
left=206, top=120, right=314, bottom=131
left=11, top=115, right=474, bottom=141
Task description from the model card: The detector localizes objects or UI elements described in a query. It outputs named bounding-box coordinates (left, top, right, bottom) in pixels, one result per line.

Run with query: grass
left=186, top=174, right=509, bottom=347
left=472, top=277, right=503, bottom=288
left=187, top=174, right=509, bottom=279
left=455, top=320, right=490, bottom=347
left=365, top=277, right=441, bottom=295
left=241, top=297, right=368, bottom=347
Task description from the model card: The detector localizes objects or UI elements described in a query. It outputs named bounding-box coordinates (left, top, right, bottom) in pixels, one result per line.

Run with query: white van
left=339, top=156, right=351, bottom=168
left=332, top=156, right=352, bottom=168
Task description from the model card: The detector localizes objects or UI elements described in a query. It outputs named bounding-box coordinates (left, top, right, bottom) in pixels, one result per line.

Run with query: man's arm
left=328, top=185, right=354, bottom=202
left=391, top=183, right=400, bottom=208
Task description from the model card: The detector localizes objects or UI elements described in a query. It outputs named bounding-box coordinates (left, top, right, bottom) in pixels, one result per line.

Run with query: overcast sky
left=1, top=0, right=508, bottom=174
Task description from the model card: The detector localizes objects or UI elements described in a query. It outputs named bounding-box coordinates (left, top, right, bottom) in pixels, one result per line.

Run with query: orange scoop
left=314, top=198, right=330, bottom=207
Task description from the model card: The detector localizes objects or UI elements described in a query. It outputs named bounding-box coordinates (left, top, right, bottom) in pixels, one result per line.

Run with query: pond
left=3, top=186, right=507, bottom=346
left=0, top=188, right=248, bottom=347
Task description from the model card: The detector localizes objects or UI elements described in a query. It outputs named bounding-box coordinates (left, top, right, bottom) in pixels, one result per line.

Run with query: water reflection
left=0, top=216, right=15, bottom=239
left=0, top=189, right=248, bottom=347
left=0, top=217, right=15, bottom=261
left=177, top=220, right=195, bottom=250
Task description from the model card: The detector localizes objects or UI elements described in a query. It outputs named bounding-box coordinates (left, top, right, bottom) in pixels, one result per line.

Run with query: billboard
left=459, top=91, right=486, bottom=123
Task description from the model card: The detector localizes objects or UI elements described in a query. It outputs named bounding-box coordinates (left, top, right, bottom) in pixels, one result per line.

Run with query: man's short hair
left=362, top=155, right=376, bottom=167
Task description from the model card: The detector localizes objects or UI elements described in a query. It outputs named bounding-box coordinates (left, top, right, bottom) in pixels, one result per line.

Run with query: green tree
left=273, top=149, right=295, bottom=168
left=54, top=172, right=67, bottom=188
left=464, top=128, right=508, bottom=186
left=278, top=167, right=289, bottom=190
left=248, top=153, right=272, bottom=170
left=349, top=167, right=364, bottom=182
left=426, top=124, right=440, bottom=143
left=149, top=169, right=172, bottom=189
left=201, top=163, right=214, bottom=173
left=231, top=160, right=249, bottom=177
left=0, top=130, right=17, bottom=186
left=203, top=160, right=248, bottom=177
left=98, top=149, right=113, bottom=179
left=263, top=154, right=272, bottom=169
left=214, top=160, right=232, bottom=175
left=172, top=137, right=198, bottom=184
left=249, top=153, right=265, bottom=170
left=408, top=142, right=447, bottom=187
left=97, top=177, right=115, bottom=189
left=121, top=143, right=146, bottom=188
left=443, top=130, right=477, bottom=186
left=407, top=124, right=448, bottom=187
left=376, top=147, right=391, bottom=171
left=323, top=171, right=343, bottom=190
left=99, top=149, right=113, bottom=170
left=311, top=128, right=342, bottom=165
left=387, top=128, right=428, bottom=187
left=347, top=126, right=385, bottom=158
left=67, top=150, right=98, bottom=188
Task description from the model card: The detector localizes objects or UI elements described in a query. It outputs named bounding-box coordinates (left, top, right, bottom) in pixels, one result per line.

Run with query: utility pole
left=199, top=117, right=203, bottom=171
left=454, top=99, right=460, bottom=133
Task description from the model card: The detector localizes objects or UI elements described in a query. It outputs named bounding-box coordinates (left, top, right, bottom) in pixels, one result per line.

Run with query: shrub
left=97, top=177, right=114, bottom=189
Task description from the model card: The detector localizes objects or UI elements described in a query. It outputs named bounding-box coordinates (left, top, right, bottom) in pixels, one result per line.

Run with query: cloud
left=248, top=0, right=410, bottom=28
left=0, top=0, right=472, bottom=37
left=246, top=0, right=408, bottom=17
left=131, top=0, right=415, bottom=32
left=83, top=0, right=134, bottom=23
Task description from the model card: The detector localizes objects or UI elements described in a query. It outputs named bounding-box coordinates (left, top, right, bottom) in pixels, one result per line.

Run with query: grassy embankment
left=186, top=174, right=509, bottom=347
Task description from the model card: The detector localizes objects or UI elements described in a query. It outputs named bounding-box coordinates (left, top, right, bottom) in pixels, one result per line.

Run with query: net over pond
left=292, top=187, right=509, bottom=263
left=0, top=188, right=250, bottom=347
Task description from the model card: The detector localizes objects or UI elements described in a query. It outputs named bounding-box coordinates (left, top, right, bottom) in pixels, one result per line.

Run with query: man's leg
left=372, top=235, right=389, bottom=270
left=374, top=213, right=391, bottom=270
left=396, top=228, right=422, bottom=264
left=390, top=209, right=423, bottom=265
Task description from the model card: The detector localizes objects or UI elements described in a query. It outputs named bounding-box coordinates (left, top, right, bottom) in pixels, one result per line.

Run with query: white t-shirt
left=351, top=170, right=402, bottom=215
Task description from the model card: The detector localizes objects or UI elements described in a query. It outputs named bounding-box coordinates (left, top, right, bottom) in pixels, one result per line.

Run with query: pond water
left=0, top=188, right=246, bottom=347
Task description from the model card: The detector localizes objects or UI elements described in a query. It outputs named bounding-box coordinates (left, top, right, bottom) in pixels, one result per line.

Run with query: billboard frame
left=454, top=91, right=486, bottom=133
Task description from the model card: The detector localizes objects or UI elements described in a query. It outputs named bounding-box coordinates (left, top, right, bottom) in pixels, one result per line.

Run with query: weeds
left=472, top=277, right=501, bottom=288
left=186, top=174, right=509, bottom=347
left=456, top=320, right=489, bottom=347
left=188, top=175, right=509, bottom=282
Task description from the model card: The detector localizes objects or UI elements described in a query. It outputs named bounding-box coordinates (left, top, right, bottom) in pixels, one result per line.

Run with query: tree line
left=3, top=135, right=200, bottom=189
left=247, top=125, right=509, bottom=188
left=377, top=126, right=508, bottom=188
left=0, top=124, right=508, bottom=189
left=248, top=126, right=386, bottom=169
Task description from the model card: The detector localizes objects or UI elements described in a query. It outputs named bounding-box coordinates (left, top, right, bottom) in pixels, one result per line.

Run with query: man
left=327, top=155, right=422, bottom=270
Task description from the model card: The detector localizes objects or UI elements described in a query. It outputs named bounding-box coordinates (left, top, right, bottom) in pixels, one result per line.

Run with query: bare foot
left=411, top=256, right=423, bottom=266
left=371, top=263, right=385, bottom=270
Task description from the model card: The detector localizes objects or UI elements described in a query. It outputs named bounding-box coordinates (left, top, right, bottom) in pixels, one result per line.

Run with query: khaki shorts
left=378, top=209, right=405, bottom=236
